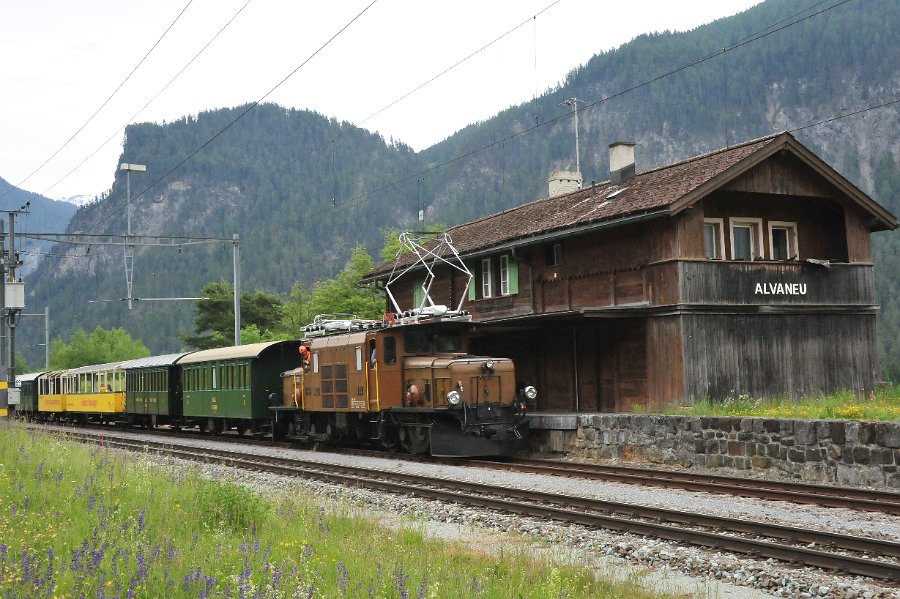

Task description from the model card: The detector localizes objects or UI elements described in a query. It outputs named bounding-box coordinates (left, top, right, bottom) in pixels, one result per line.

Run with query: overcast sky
left=0, top=0, right=761, bottom=201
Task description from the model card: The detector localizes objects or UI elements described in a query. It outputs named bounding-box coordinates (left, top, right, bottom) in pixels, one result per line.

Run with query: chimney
left=548, top=169, right=582, bottom=197
left=609, top=141, right=636, bottom=184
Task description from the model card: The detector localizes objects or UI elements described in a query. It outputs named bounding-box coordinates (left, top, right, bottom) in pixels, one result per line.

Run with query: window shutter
left=413, top=279, right=425, bottom=307
left=467, top=266, right=476, bottom=301
left=508, top=259, right=519, bottom=295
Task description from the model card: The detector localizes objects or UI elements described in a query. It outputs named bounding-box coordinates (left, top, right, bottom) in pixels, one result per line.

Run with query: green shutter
left=508, top=259, right=519, bottom=295
left=413, top=279, right=425, bottom=307
left=467, top=266, right=476, bottom=301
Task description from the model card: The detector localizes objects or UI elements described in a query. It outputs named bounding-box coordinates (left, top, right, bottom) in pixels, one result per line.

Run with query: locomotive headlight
left=446, top=390, right=461, bottom=406
left=483, top=360, right=494, bottom=373
left=524, top=385, right=537, bottom=400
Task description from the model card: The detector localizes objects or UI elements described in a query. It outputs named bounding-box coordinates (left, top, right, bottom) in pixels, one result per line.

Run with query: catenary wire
left=333, top=0, right=861, bottom=208
left=38, top=0, right=256, bottom=199
left=81, top=0, right=380, bottom=236
left=1, top=0, right=196, bottom=199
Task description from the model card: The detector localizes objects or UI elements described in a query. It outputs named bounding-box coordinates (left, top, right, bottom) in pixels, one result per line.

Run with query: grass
left=0, top=425, right=671, bottom=598
left=667, top=385, right=900, bottom=421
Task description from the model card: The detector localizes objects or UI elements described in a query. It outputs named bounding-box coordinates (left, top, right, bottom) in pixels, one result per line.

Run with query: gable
left=722, top=153, right=836, bottom=198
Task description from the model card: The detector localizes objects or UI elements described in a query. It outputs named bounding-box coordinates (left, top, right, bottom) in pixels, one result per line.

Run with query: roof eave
left=362, top=207, right=670, bottom=282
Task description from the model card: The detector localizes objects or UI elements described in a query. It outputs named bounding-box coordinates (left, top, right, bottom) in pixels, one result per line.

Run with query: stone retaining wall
left=531, top=414, right=900, bottom=489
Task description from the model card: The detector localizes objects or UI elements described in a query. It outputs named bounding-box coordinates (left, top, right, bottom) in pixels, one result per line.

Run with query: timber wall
left=530, top=414, right=900, bottom=488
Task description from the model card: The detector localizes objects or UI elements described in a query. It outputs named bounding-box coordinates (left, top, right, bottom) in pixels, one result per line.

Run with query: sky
left=0, top=0, right=761, bottom=201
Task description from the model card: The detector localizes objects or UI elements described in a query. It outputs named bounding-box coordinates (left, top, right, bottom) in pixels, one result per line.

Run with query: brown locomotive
left=272, top=314, right=533, bottom=457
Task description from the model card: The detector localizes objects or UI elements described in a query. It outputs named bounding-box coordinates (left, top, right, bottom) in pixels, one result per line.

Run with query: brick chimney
left=609, top=141, right=636, bottom=184
left=548, top=169, right=582, bottom=197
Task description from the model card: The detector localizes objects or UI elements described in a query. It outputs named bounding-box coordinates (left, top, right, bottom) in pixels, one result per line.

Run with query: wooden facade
left=366, top=133, right=897, bottom=412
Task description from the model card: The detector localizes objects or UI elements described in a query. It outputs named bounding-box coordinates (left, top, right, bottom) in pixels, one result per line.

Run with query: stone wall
left=530, top=414, right=900, bottom=489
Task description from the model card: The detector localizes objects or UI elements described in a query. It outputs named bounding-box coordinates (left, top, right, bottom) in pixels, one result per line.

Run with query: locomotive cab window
left=404, top=329, right=431, bottom=355
left=435, top=333, right=463, bottom=353
left=384, top=336, right=397, bottom=364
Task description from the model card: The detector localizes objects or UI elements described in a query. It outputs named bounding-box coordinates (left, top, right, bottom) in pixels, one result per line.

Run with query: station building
left=365, top=132, right=898, bottom=412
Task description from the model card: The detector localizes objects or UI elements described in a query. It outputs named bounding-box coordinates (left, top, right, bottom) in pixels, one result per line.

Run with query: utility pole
left=120, top=163, right=146, bottom=310
left=0, top=204, right=28, bottom=417
left=0, top=220, right=6, bottom=417
left=561, top=98, right=582, bottom=174
left=21, top=306, right=49, bottom=370
left=233, top=234, right=241, bottom=346
left=4, top=206, right=28, bottom=384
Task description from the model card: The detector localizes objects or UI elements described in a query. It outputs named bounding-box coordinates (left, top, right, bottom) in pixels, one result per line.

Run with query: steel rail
left=468, top=457, right=900, bottom=515
left=59, top=430, right=900, bottom=582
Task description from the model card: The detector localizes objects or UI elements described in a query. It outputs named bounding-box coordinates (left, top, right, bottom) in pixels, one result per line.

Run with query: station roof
left=364, top=132, right=897, bottom=281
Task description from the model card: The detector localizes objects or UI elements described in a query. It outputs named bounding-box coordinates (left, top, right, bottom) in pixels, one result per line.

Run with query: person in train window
left=299, top=345, right=311, bottom=372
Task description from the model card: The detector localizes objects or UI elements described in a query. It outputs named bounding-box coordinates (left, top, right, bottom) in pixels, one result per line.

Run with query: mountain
left=59, top=194, right=99, bottom=209
left=0, top=177, right=78, bottom=277
left=16, top=0, right=900, bottom=380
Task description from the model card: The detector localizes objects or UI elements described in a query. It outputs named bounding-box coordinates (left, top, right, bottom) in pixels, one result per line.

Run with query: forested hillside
left=0, top=177, right=77, bottom=276
left=18, top=0, right=900, bottom=379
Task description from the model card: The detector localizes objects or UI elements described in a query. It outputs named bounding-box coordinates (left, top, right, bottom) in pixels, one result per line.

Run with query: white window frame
left=481, top=258, right=493, bottom=298
left=729, top=217, right=764, bottom=261
left=355, top=347, right=363, bottom=371
left=703, top=218, right=726, bottom=260
left=499, top=255, right=510, bottom=295
left=312, top=353, right=319, bottom=374
left=552, top=243, right=563, bottom=266
left=768, top=221, right=799, bottom=261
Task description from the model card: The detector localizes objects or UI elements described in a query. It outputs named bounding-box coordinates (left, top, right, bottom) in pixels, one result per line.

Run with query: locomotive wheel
left=399, top=425, right=431, bottom=454
left=236, top=422, right=248, bottom=436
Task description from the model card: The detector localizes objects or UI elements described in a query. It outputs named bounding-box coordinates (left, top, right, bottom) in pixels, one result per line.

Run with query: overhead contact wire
left=2, top=0, right=196, bottom=198
left=39, top=0, right=256, bottom=199
left=84, top=0, right=380, bottom=235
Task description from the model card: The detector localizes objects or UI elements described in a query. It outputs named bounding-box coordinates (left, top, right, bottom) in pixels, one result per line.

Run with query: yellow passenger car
left=38, top=362, right=126, bottom=419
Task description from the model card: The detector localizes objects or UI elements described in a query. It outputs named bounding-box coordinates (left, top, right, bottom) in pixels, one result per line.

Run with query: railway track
left=25, top=421, right=900, bottom=515
left=55, top=427, right=900, bottom=582
left=469, top=457, right=900, bottom=515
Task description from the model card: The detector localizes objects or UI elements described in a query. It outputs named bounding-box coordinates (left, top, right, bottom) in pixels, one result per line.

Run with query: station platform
left=525, top=412, right=578, bottom=430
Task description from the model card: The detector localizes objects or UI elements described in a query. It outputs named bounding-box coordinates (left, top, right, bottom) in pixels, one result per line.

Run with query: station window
left=769, top=221, right=798, bottom=261
left=703, top=218, right=725, bottom=260
left=499, top=254, right=518, bottom=296
left=546, top=242, right=563, bottom=266
left=729, top=218, right=763, bottom=261
left=481, top=258, right=493, bottom=298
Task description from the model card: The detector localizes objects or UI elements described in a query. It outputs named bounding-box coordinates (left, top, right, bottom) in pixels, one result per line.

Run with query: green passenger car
left=14, top=372, right=44, bottom=415
left=122, top=353, right=193, bottom=428
left=179, top=341, right=301, bottom=433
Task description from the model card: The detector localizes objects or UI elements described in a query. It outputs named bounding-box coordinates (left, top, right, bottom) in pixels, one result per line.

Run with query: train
left=11, top=312, right=534, bottom=457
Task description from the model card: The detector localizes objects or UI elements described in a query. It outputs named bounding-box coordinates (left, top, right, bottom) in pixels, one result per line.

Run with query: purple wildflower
left=89, top=542, right=108, bottom=571
left=417, top=576, right=429, bottom=599
left=337, top=561, right=350, bottom=593
left=395, top=566, right=408, bottom=595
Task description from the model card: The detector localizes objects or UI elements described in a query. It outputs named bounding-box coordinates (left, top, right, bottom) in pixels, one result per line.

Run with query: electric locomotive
left=272, top=313, right=532, bottom=457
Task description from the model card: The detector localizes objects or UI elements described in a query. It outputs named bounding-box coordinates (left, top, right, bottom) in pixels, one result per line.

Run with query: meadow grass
left=0, top=425, right=669, bottom=598
left=667, top=385, right=900, bottom=421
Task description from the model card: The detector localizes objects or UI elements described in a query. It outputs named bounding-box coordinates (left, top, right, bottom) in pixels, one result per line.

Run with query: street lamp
left=120, top=163, right=146, bottom=310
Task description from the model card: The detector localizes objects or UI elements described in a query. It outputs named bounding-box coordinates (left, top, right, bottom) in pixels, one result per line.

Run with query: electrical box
left=5, top=282, right=24, bottom=310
